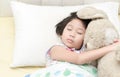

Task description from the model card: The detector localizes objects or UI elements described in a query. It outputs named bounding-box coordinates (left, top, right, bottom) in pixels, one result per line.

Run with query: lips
left=67, top=39, right=73, bottom=43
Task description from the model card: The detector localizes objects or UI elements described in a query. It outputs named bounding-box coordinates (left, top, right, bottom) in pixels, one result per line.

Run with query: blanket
left=25, top=62, right=97, bottom=77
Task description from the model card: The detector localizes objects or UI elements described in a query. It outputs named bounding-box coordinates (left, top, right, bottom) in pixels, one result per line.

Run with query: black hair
left=55, top=12, right=91, bottom=36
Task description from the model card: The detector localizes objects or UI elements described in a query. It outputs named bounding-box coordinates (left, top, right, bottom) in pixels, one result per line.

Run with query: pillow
left=10, top=1, right=120, bottom=67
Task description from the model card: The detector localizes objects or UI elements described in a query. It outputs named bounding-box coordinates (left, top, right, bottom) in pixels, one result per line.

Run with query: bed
left=0, top=0, right=120, bottom=77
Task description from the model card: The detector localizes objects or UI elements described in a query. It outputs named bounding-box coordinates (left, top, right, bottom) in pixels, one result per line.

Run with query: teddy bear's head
left=83, top=19, right=119, bottom=50
left=77, top=7, right=119, bottom=51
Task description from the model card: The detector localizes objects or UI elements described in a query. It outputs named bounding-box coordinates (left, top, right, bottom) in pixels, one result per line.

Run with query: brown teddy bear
left=77, top=7, right=120, bottom=77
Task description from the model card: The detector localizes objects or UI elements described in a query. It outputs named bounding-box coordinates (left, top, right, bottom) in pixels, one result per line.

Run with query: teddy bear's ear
left=77, top=7, right=108, bottom=19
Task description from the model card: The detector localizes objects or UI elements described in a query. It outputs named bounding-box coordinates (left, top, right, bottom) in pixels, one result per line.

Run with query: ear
left=77, top=7, right=108, bottom=19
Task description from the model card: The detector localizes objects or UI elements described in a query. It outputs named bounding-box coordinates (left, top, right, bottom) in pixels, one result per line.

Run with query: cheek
left=74, top=37, right=83, bottom=49
left=62, top=31, right=69, bottom=37
left=76, top=39, right=83, bottom=44
left=75, top=36, right=84, bottom=43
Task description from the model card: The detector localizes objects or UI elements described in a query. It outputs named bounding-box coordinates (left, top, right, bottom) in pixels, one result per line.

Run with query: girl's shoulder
left=46, top=43, right=65, bottom=54
left=51, top=43, right=67, bottom=50
left=46, top=43, right=66, bottom=66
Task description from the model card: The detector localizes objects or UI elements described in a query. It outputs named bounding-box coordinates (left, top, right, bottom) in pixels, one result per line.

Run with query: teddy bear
left=77, top=7, right=120, bottom=77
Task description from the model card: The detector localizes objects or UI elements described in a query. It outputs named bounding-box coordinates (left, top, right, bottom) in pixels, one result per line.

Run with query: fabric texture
left=26, top=62, right=97, bottom=77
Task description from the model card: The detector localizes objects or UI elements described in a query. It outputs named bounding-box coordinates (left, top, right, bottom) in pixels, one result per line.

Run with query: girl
left=26, top=12, right=120, bottom=77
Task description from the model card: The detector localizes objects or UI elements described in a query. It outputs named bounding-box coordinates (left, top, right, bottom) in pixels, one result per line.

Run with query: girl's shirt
left=46, top=43, right=85, bottom=67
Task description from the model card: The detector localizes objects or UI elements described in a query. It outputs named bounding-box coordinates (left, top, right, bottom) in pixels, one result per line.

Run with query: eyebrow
left=67, top=24, right=85, bottom=31
left=78, top=27, right=85, bottom=31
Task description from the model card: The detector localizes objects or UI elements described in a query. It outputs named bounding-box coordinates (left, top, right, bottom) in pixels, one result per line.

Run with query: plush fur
left=77, top=7, right=120, bottom=77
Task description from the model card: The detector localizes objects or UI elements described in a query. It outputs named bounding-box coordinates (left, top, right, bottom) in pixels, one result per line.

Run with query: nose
left=69, top=31, right=75, bottom=38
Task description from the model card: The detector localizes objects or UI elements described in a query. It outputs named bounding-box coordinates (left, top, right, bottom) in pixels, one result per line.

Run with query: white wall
left=0, top=0, right=119, bottom=17
left=0, top=0, right=15, bottom=16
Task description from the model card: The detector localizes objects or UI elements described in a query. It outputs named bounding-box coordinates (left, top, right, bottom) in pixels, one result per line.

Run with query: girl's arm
left=50, top=40, right=120, bottom=64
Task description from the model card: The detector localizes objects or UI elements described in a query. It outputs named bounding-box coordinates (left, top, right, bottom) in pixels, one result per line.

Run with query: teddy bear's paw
left=115, top=44, right=120, bottom=61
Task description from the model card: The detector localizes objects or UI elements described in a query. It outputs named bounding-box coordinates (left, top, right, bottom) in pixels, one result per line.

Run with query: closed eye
left=67, top=28, right=72, bottom=31
left=77, top=33, right=82, bottom=35
left=77, top=32, right=83, bottom=35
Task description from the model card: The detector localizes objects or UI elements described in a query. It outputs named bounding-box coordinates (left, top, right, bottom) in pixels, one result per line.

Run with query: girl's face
left=61, top=18, right=86, bottom=49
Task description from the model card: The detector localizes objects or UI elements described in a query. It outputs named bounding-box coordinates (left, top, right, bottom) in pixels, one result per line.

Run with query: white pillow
left=10, top=1, right=120, bottom=67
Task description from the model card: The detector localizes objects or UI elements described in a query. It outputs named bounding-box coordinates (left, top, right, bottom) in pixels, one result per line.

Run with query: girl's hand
left=113, top=39, right=119, bottom=43
left=113, top=39, right=120, bottom=45
left=110, top=39, right=120, bottom=50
